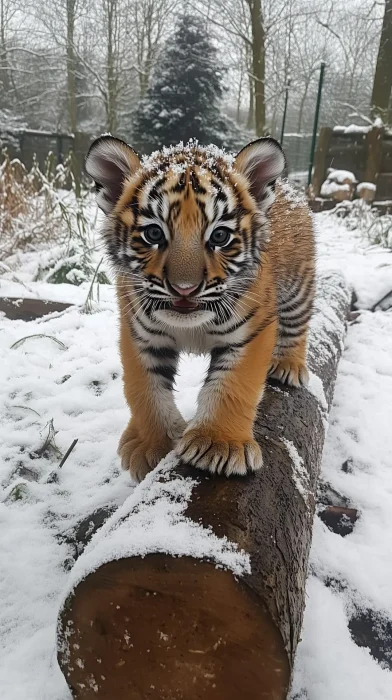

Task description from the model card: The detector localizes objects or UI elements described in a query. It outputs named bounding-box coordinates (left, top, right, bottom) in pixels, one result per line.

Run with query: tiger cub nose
left=170, top=282, right=200, bottom=297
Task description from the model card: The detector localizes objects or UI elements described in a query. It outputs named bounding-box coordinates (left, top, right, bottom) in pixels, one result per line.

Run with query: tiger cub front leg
left=176, top=319, right=278, bottom=476
left=118, top=314, right=186, bottom=483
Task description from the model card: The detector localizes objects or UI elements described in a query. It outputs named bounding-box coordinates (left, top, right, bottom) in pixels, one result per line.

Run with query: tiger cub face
left=86, top=137, right=285, bottom=329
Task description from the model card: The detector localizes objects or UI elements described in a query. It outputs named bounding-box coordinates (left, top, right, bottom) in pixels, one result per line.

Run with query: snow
left=321, top=170, right=358, bottom=197
left=281, top=438, right=310, bottom=503
left=141, top=140, right=235, bottom=174
left=357, top=182, right=376, bottom=192
left=321, top=180, right=350, bottom=196
left=292, top=305, right=392, bottom=699
left=327, top=169, right=357, bottom=184
left=307, top=371, right=328, bottom=411
left=0, top=205, right=392, bottom=698
left=278, top=178, right=308, bottom=208
left=333, top=124, right=372, bottom=134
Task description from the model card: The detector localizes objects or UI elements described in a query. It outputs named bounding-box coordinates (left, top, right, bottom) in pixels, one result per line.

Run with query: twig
left=10, top=333, right=67, bottom=350
left=371, top=289, right=392, bottom=312
left=82, top=257, right=104, bottom=314
left=58, top=438, right=78, bottom=469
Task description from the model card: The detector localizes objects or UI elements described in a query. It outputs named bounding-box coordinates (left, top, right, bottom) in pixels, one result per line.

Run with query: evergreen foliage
left=132, top=15, right=246, bottom=153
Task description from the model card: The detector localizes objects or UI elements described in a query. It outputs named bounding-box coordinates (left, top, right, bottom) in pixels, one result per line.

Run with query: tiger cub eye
left=143, top=225, right=166, bottom=245
left=209, top=227, right=231, bottom=247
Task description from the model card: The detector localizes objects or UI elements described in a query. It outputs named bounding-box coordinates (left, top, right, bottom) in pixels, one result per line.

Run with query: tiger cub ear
left=85, top=135, right=141, bottom=214
left=234, top=137, right=285, bottom=209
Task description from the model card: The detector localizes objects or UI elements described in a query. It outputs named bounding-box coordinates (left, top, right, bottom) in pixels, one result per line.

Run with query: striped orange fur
left=86, top=137, right=315, bottom=481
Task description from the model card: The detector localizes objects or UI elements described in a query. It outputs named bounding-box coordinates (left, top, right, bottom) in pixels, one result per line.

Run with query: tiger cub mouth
left=171, top=298, right=200, bottom=314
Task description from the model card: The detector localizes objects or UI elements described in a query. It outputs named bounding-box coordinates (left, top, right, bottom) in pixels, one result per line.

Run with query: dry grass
left=0, top=153, right=74, bottom=260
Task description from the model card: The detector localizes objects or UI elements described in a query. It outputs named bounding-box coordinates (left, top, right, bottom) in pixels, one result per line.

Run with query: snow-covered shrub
left=333, top=199, right=392, bottom=250
left=0, top=153, right=110, bottom=284
left=0, top=152, right=69, bottom=258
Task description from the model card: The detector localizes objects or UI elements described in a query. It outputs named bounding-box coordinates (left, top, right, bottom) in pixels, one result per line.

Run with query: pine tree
left=131, top=15, right=244, bottom=153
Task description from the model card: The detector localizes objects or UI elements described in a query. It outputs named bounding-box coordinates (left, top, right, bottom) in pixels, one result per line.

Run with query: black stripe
left=280, top=277, right=315, bottom=312
left=150, top=365, right=176, bottom=383
left=216, top=190, right=228, bottom=205
left=279, top=325, right=306, bottom=339
left=169, top=172, right=186, bottom=192
left=208, top=309, right=256, bottom=335
left=148, top=176, right=166, bottom=200
left=144, top=346, right=178, bottom=360
left=190, top=171, right=206, bottom=194
left=134, top=317, right=175, bottom=341
left=280, top=310, right=312, bottom=329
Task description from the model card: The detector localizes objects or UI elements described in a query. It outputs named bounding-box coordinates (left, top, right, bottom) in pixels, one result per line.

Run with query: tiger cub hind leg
left=268, top=333, right=309, bottom=387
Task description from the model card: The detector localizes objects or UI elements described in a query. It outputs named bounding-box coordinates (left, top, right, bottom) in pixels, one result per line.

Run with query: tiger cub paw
left=269, top=358, right=309, bottom=387
left=118, top=422, right=172, bottom=483
left=176, top=429, right=263, bottom=477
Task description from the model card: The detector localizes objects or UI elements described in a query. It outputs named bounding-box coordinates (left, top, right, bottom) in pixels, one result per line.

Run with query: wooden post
left=57, top=273, right=350, bottom=700
left=311, top=126, right=332, bottom=197
left=365, top=125, right=385, bottom=186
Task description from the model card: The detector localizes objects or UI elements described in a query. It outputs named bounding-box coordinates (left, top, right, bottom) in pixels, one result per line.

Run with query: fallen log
left=57, top=272, right=350, bottom=700
left=0, top=296, right=72, bottom=321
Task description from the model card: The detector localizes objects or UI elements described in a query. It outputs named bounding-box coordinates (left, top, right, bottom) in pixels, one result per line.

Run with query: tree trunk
left=248, top=0, right=266, bottom=136
left=236, top=58, right=244, bottom=124
left=371, top=0, right=392, bottom=123
left=66, top=0, right=78, bottom=134
left=246, top=68, right=255, bottom=130
left=0, top=0, right=10, bottom=101
left=106, top=0, right=117, bottom=133
left=365, top=124, right=385, bottom=184
left=297, top=81, right=311, bottom=134
left=57, top=273, right=350, bottom=700
left=311, top=126, right=333, bottom=197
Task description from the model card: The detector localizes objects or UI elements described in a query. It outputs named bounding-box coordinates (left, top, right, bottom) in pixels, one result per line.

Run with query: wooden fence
left=0, top=129, right=91, bottom=180
left=312, top=125, right=392, bottom=200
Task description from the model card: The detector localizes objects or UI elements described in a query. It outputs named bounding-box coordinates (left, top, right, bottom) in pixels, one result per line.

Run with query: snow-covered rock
left=356, top=182, right=377, bottom=203
left=321, top=169, right=357, bottom=201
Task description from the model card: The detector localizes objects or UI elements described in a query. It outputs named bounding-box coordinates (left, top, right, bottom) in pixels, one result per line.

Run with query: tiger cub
left=86, top=136, right=315, bottom=482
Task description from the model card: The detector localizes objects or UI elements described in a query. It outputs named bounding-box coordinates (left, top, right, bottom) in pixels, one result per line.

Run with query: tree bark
left=0, top=297, right=72, bottom=321
left=57, top=272, right=350, bottom=700
left=0, top=0, right=10, bottom=99
left=248, top=0, right=266, bottom=135
left=105, top=0, right=118, bottom=133
left=66, top=0, right=78, bottom=134
left=311, top=126, right=333, bottom=197
left=365, top=124, right=385, bottom=184
left=371, top=0, right=392, bottom=123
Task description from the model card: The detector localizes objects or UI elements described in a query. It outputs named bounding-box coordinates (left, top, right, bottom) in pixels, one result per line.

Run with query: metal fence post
left=307, top=62, right=326, bottom=188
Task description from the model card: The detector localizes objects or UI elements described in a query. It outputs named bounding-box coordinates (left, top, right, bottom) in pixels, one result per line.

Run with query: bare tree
left=134, top=0, right=178, bottom=97
left=371, top=0, right=392, bottom=122
left=0, top=0, right=10, bottom=98
left=247, top=0, right=266, bottom=135
left=66, top=0, right=78, bottom=133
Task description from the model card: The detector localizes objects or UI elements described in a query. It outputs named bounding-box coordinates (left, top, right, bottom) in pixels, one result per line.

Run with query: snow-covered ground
left=0, top=209, right=391, bottom=699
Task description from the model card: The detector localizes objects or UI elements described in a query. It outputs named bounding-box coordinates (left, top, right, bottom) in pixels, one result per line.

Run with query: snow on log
left=57, top=272, right=350, bottom=700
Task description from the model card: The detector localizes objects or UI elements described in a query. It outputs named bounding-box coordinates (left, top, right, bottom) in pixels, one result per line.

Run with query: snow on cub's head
left=85, top=136, right=285, bottom=327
